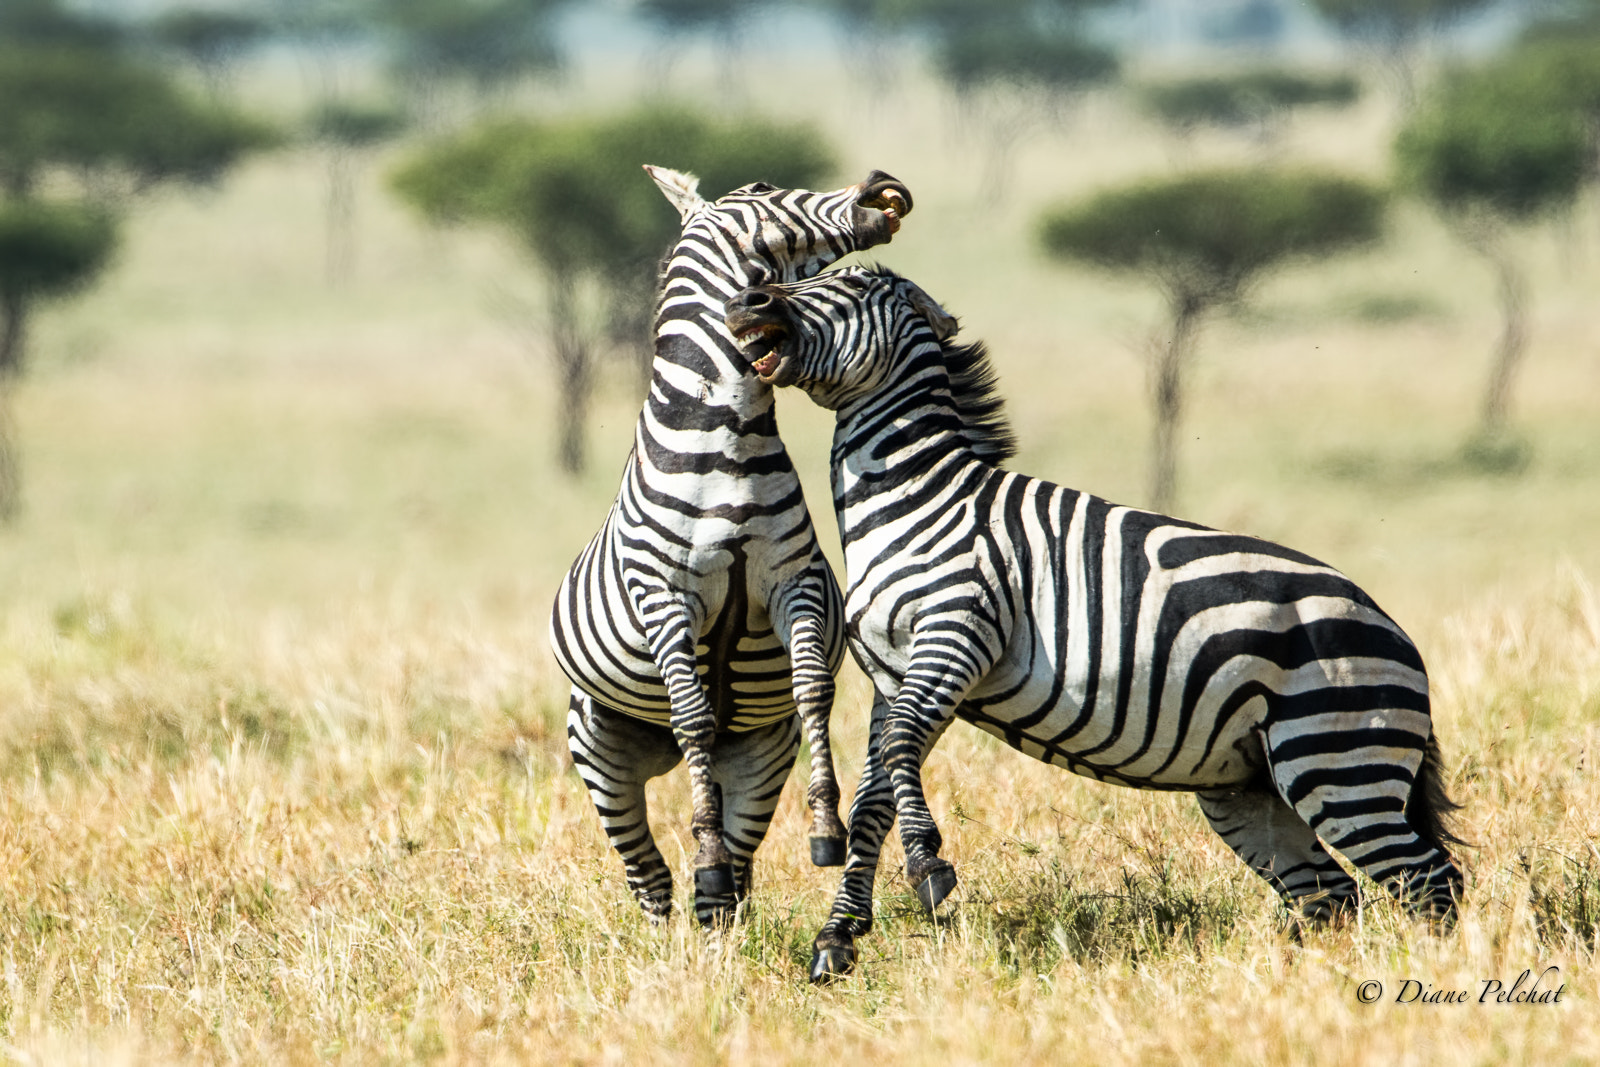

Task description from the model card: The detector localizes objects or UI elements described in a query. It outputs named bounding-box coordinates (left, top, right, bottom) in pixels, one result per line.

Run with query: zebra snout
left=727, top=288, right=776, bottom=313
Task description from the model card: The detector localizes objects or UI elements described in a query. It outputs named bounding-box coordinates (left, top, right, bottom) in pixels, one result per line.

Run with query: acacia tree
left=1395, top=50, right=1595, bottom=449
left=311, top=101, right=409, bottom=284
left=0, top=6, right=274, bottom=518
left=1137, top=69, right=1361, bottom=149
left=920, top=0, right=1121, bottom=201
left=1039, top=170, right=1386, bottom=512
left=375, top=0, right=571, bottom=124
left=391, top=108, right=834, bottom=474
left=1308, top=0, right=1497, bottom=108
left=148, top=8, right=270, bottom=101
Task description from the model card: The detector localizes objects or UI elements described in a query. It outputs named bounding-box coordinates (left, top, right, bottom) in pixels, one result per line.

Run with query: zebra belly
left=961, top=665, right=1270, bottom=792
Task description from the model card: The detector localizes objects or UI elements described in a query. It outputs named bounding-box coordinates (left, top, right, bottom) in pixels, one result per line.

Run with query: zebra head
left=724, top=266, right=958, bottom=408
left=645, top=166, right=913, bottom=284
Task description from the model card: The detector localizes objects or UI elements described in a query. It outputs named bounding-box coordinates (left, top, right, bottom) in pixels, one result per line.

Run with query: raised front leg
left=811, top=691, right=895, bottom=982
left=638, top=596, right=737, bottom=923
left=774, top=581, right=846, bottom=866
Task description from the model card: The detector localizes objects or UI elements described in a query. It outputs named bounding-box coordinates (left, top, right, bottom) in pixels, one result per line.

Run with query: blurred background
left=2, top=0, right=1598, bottom=693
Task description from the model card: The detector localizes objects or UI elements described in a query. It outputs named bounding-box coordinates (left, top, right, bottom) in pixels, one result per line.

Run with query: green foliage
left=149, top=8, right=268, bottom=65
left=1039, top=169, right=1387, bottom=306
left=0, top=0, right=121, bottom=49
left=0, top=200, right=116, bottom=303
left=1394, top=54, right=1592, bottom=220
left=937, top=25, right=1118, bottom=92
left=392, top=108, right=836, bottom=279
left=1139, top=69, right=1360, bottom=131
left=311, top=101, right=410, bottom=148
left=1308, top=0, right=1496, bottom=40
left=0, top=44, right=280, bottom=193
left=377, top=0, right=568, bottom=87
left=636, top=0, right=748, bottom=33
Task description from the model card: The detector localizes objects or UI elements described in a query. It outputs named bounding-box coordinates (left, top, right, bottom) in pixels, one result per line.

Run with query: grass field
left=1, top=46, right=1598, bottom=1063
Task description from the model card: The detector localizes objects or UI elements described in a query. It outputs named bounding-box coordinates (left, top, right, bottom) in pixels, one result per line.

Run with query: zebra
left=724, top=265, right=1464, bottom=979
left=549, top=168, right=913, bottom=926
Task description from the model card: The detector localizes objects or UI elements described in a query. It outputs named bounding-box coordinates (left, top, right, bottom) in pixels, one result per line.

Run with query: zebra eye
left=735, top=182, right=777, bottom=195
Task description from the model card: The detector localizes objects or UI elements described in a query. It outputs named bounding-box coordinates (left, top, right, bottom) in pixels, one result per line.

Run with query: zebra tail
left=1408, top=732, right=1468, bottom=850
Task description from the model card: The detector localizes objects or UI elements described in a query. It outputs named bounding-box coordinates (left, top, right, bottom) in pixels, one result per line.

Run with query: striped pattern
left=725, top=266, right=1463, bottom=977
left=549, top=170, right=910, bottom=924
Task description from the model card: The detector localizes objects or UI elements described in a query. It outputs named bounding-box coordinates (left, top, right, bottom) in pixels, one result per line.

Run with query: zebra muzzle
left=725, top=296, right=795, bottom=384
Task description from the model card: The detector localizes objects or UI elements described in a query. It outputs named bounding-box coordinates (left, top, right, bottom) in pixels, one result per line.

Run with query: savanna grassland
left=2, top=43, right=1600, bottom=1065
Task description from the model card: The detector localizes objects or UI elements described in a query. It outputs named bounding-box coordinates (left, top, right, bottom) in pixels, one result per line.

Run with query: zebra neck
left=645, top=327, right=777, bottom=426
left=830, top=386, right=974, bottom=515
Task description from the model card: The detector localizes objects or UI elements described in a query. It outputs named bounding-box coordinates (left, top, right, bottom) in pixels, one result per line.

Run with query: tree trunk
left=0, top=289, right=27, bottom=522
left=1458, top=217, right=1528, bottom=441
left=1149, top=295, right=1202, bottom=515
left=548, top=275, right=593, bottom=475
left=325, top=144, right=356, bottom=285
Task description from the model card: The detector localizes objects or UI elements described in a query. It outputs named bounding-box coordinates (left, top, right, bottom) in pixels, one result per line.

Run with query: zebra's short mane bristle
left=941, top=337, right=1018, bottom=467
left=863, top=264, right=1018, bottom=467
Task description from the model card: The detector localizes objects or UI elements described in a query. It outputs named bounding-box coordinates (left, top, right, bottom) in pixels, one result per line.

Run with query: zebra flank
left=550, top=170, right=911, bottom=925
left=725, top=266, right=1464, bottom=980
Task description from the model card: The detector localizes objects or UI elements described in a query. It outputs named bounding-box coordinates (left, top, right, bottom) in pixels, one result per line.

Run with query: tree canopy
left=393, top=108, right=835, bottom=280
left=1394, top=53, right=1591, bottom=220
left=1138, top=70, right=1361, bottom=134
left=1040, top=169, right=1387, bottom=307
left=0, top=45, right=278, bottom=195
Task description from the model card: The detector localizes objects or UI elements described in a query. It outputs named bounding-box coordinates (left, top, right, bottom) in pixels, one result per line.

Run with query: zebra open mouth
left=729, top=321, right=792, bottom=382
left=862, top=189, right=907, bottom=234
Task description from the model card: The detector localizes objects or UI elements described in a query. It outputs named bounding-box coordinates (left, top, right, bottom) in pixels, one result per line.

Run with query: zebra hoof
left=810, top=836, right=846, bottom=867
left=809, top=944, right=856, bottom=983
left=694, top=863, right=736, bottom=899
left=914, top=862, right=958, bottom=914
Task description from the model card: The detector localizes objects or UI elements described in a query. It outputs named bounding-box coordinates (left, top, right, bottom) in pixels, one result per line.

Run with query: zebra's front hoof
left=694, top=863, right=736, bottom=899
left=914, top=861, right=958, bottom=914
left=810, top=836, right=846, bottom=867
left=809, top=944, right=856, bottom=983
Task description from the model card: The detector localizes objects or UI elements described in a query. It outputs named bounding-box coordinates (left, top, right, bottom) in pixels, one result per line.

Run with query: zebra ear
left=644, top=165, right=705, bottom=221
left=903, top=280, right=958, bottom=341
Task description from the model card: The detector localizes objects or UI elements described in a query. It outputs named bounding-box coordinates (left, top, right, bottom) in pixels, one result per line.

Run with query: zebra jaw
left=862, top=189, right=906, bottom=234
left=728, top=320, right=795, bottom=384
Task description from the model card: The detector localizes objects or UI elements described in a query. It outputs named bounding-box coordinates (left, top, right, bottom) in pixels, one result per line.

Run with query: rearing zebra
left=550, top=169, right=912, bottom=925
left=725, top=265, right=1464, bottom=978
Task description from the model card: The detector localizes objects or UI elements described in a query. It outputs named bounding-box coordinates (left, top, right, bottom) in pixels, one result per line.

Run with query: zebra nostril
left=737, top=289, right=773, bottom=309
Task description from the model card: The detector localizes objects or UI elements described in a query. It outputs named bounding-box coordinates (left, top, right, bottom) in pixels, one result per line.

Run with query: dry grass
left=1, top=44, right=1598, bottom=1065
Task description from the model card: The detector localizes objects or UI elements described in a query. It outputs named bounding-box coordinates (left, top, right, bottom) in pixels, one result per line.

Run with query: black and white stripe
left=726, top=266, right=1463, bottom=977
left=549, top=169, right=911, bottom=924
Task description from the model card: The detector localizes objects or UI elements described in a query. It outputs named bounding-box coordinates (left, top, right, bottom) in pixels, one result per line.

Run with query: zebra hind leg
left=1196, top=786, right=1358, bottom=923
left=566, top=692, right=684, bottom=922
left=697, top=717, right=803, bottom=927
left=1267, top=727, right=1464, bottom=923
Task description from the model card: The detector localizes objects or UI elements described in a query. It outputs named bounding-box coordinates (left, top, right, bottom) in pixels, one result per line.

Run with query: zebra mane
left=940, top=336, right=1018, bottom=467
left=867, top=265, right=1018, bottom=466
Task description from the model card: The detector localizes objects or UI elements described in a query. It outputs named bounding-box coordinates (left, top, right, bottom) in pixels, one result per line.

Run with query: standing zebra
left=725, top=266, right=1463, bottom=979
left=550, top=169, right=913, bottom=925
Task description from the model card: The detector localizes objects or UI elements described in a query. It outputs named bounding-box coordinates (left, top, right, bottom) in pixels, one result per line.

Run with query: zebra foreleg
left=884, top=659, right=981, bottom=914
left=1196, top=786, right=1358, bottom=922
left=777, top=605, right=846, bottom=866
left=566, top=691, right=683, bottom=921
left=811, top=692, right=896, bottom=982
